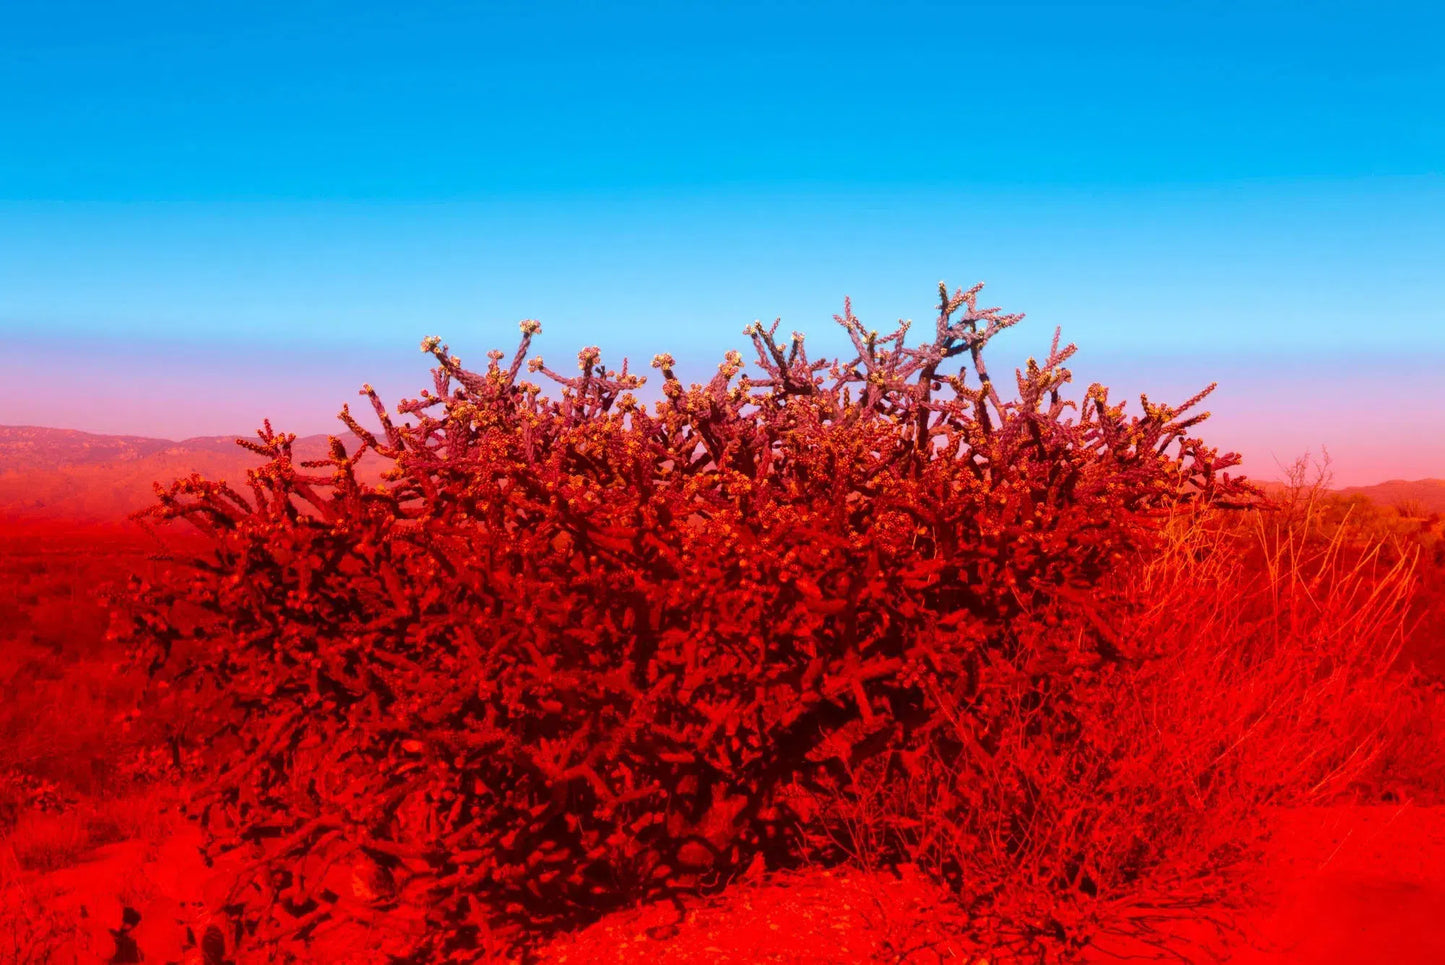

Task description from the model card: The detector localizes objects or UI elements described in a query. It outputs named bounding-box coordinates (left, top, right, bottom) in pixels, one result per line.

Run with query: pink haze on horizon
left=2, top=338, right=1439, bottom=490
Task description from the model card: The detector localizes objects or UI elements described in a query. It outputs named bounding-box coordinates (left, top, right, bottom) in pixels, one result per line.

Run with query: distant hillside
left=1336, top=479, right=1445, bottom=515
left=0, top=425, right=255, bottom=473
left=0, top=425, right=377, bottom=523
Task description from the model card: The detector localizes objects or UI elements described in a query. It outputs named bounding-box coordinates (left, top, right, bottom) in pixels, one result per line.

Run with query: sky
left=2, top=1, right=1442, bottom=486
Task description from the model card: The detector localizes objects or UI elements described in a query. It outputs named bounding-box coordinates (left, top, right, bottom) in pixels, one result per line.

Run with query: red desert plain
left=2, top=286, right=1443, bottom=963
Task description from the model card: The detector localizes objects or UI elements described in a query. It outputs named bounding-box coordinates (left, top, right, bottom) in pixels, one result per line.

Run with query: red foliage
left=113, top=283, right=1253, bottom=960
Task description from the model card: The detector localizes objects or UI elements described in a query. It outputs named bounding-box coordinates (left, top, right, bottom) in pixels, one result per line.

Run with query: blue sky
left=2, top=1, right=1442, bottom=483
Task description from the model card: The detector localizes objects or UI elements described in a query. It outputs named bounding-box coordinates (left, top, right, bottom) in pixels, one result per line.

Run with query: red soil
left=13, top=805, right=1445, bottom=963
left=1232, top=806, right=1445, bottom=964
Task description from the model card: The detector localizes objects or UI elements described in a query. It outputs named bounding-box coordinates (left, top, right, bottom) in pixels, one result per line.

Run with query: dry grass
left=1, top=789, right=175, bottom=874
left=0, top=852, right=89, bottom=965
left=808, top=494, right=1420, bottom=960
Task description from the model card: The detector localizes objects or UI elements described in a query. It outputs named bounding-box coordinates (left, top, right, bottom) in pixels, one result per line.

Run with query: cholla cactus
left=115, top=284, right=1253, bottom=961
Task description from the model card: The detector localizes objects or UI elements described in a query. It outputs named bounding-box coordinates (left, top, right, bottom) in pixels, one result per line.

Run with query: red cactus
left=113, top=282, right=1256, bottom=960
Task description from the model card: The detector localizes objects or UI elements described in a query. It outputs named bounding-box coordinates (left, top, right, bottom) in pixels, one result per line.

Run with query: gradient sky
left=2, top=1, right=1442, bottom=486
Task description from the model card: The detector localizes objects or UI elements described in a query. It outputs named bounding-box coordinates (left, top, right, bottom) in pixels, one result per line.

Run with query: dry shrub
left=0, top=852, right=88, bottom=964
left=1, top=810, right=94, bottom=876
left=1372, top=680, right=1445, bottom=804
left=1263, top=460, right=1445, bottom=803
left=0, top=656, right=143, bottom=799
left=114, top=283, right=1257, bottom=961
left=1122, top=501, right=1414, bottom=805
left=0, top=523, right=175, bottom=817
left=1, top=790, right=172, bottom=875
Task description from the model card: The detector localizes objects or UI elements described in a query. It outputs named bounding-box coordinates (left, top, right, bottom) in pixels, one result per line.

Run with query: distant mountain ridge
left=0, top=425, right=372, bottom=523
left=0, top=424, right=310, bottom=472
left=1337, top=478, right=1445, bottom=515
left=2, top=424, right=1443, bottom=523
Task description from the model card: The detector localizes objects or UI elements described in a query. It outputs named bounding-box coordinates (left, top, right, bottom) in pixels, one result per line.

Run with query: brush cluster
left=115, top=284, right=1410, bottom=962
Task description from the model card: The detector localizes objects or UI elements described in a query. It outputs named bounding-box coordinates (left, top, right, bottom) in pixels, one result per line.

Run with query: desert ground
left=3, top=417, right=1443, bottom=964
